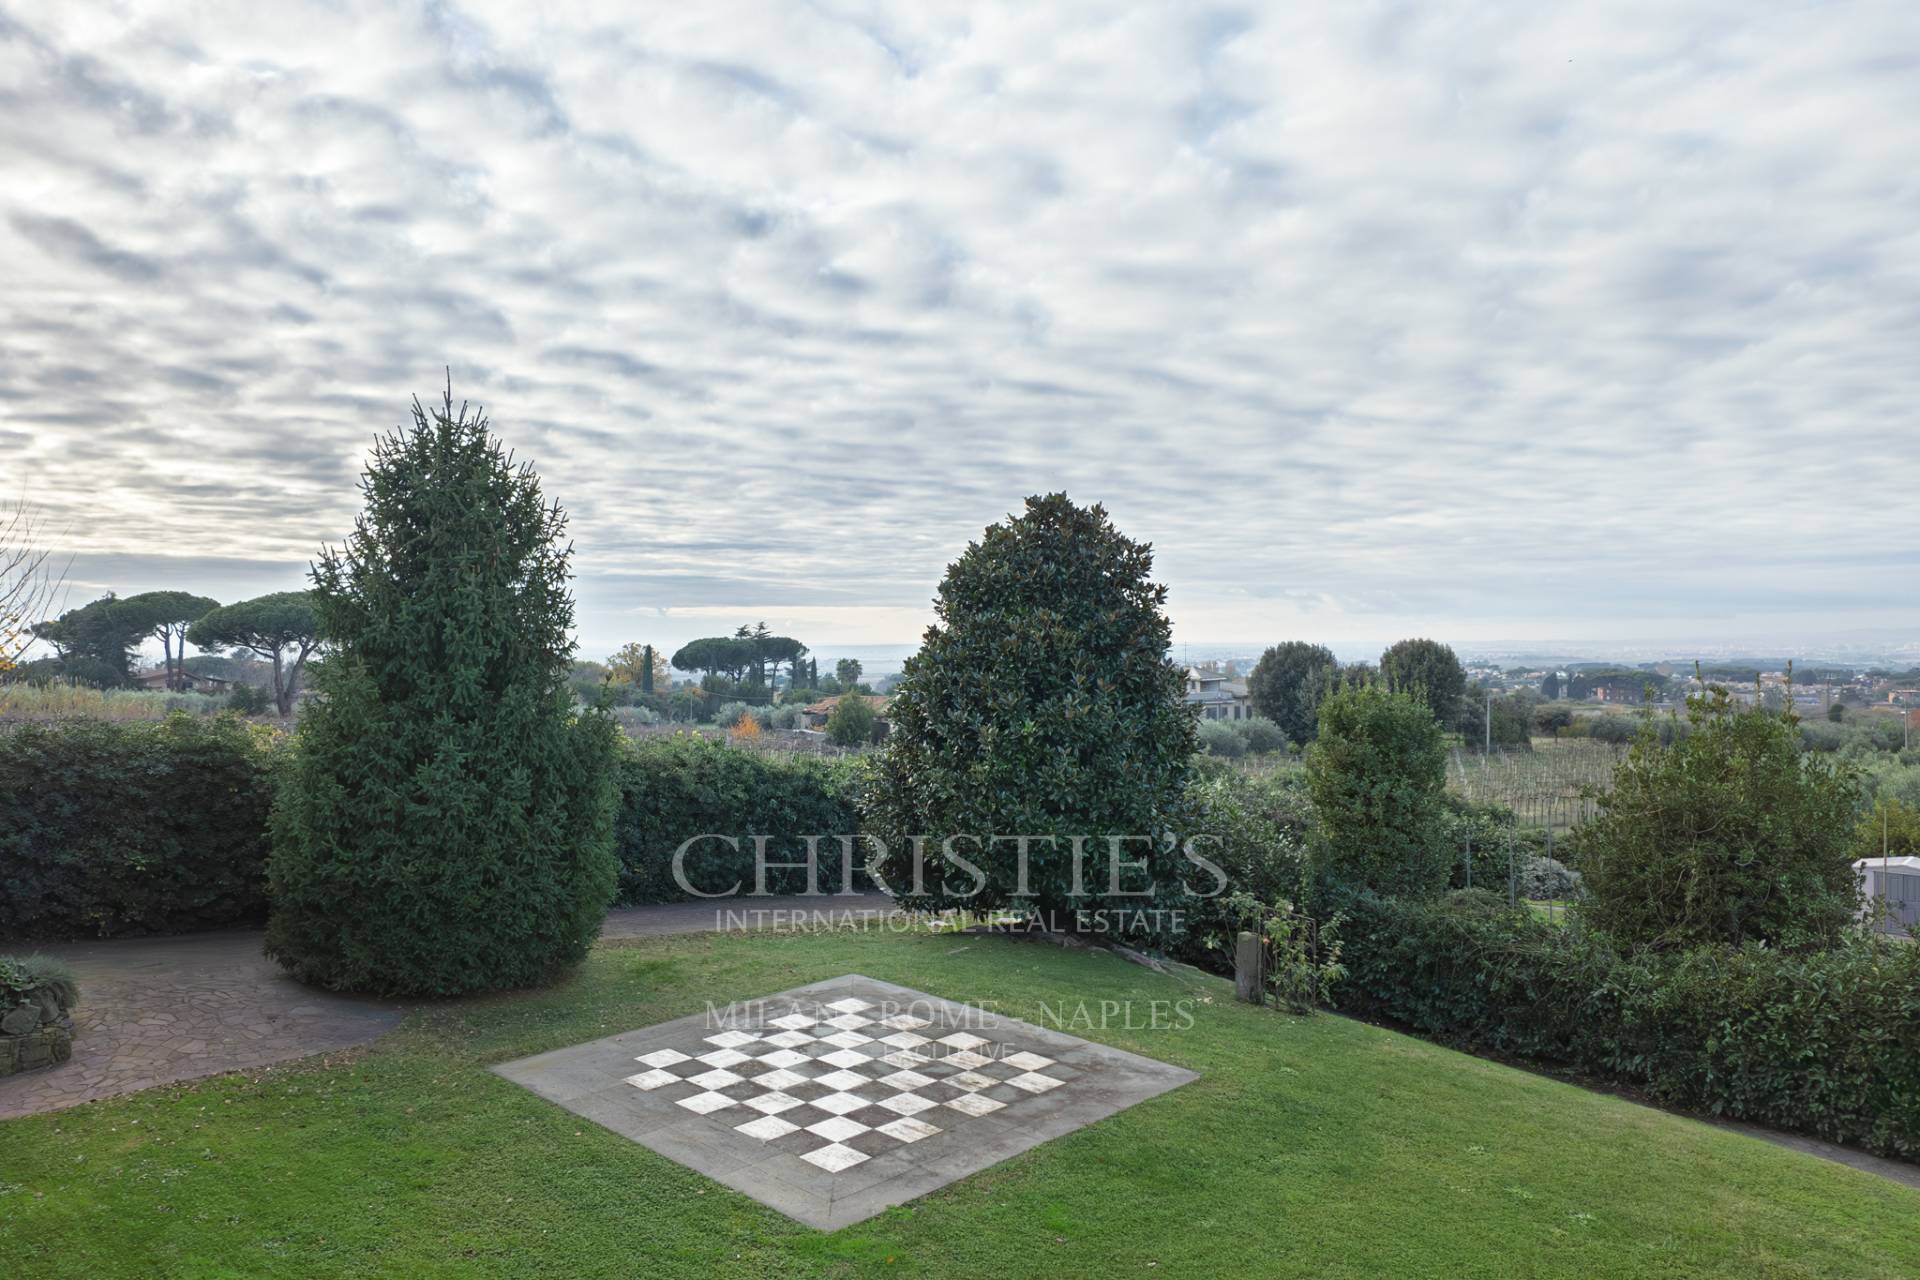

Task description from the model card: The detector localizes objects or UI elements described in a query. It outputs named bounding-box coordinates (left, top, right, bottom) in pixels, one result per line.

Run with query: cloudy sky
left=6, top=1, right=1919, bottom=663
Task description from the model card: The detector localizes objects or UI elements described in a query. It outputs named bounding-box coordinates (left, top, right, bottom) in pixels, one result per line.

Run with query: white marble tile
left=741, top=1090, right=804, bottom=1115
left=805, top=1115, right=870, bottom=1142
left=876, top=1116, right=941, bottom=1143
left=800, top=1142, right=868, bottom=1172
left=735, top=1114, right=800, bottom=1141
left=1007, top=1072, right=1063, bottom=1093
left=635, top=1048, right=691, bottom=1068
left=819, top=1048, right=871, bottom=1069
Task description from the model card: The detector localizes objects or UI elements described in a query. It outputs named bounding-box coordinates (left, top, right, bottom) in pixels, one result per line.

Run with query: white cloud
left=4, top=0, right=1919, bottom=659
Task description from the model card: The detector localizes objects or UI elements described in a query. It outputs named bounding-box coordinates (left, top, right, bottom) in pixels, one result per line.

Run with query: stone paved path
left=0, top=893, right=900, bottom=1120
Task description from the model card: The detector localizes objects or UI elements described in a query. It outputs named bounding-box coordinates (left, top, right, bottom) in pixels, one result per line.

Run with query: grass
left=0, top=684, right=230, bottom=721
left=2, top=926, right=1916, bottom=1278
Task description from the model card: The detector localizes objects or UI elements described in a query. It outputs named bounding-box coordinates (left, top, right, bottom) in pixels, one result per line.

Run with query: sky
left=5, top=1, right=1920, bottom=667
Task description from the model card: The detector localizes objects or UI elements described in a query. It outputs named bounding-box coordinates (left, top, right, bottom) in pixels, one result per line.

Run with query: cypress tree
left=266, top=384, right=619, bottom=995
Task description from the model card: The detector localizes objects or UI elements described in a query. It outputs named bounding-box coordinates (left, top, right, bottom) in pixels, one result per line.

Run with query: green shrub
left=0, top=954, right=80, bottom=1023
left=612, top=733, right=864, bottom=902
left=1333, top=891, right=1920, bottom=1158
left=1305, top=685, right=1452, bottom=899
left=712, top=700, right=767, bottom=731
left=1235, top=716, right=1288, bottom=755
left=1519, top=855, right=1581, bottom=900
left=1174, top=768, right=1311, bottom=964
left=825, top=695, right=877, bottom=746
left=609, top=705, right=661, bottom=732
left=267, top=389, right=620, bottom=996
left=1579, top=687, right=1861, bottom=950
left=1197, top=718, right=1245, bottom=757
left=0, top=714, right=276, bottom=938
left=226, top=683, right=272, bottom=715
left=1440, top=796, right=1537, bottom=894
left=1264, top=910, right=1346, bottom=1014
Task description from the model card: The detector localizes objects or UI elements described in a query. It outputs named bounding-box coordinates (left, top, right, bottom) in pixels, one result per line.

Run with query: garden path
left=0, top=893, right=900, bottom=1119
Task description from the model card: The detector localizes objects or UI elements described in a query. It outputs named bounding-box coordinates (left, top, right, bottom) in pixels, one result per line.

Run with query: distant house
left=799, top=694, right=892, bottom=738
left=132, top=668, right=233, bottom=694
left=1184, top=668, right=1252, bottom=721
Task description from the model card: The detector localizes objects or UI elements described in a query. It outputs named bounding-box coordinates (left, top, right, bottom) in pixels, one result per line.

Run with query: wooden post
left=1234, top=930, right=1263, bottom=1004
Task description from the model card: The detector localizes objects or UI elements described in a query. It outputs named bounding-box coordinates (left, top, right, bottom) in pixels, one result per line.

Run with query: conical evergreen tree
left=266, top=384, right=620, bottom=995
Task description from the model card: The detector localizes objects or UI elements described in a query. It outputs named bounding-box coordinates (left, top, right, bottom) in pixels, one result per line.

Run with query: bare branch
left=0, top=499, right=69, bottom=672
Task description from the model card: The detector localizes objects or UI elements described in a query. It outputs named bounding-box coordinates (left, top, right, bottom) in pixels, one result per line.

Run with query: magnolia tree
left=266, top=384, right=619, bottom=996
left=863, top=494, right=1198, bottom=932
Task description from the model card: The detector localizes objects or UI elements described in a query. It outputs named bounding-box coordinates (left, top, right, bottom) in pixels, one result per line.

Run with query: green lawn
left=2, top=926, right=1916, bottom=1278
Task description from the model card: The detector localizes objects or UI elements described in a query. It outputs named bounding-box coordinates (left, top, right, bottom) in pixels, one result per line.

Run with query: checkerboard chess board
left=493, top=974, right=1198, bottom=1228
left=623, top=994, right=1071, bottom=1172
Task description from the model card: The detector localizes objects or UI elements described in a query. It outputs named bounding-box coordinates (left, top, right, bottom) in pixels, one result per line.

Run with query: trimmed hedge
left=0, top=715, right=277, bottom=938
left=1334, top=891, right=1920, bottom=1158
left=613, top=733, right=866, bottom=903
left=0, top=721, right=866, bottom=936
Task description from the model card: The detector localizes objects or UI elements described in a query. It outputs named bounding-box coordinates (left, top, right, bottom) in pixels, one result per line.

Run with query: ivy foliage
left=863, top=494, right=1197, bottom=928
left=266, top=387, right=619, bottom=995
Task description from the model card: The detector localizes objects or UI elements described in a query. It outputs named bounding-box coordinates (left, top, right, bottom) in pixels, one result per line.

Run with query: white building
left=1855, top=856, right=1920, bottom=936
left=1184, top=668, right=1253, bottom=721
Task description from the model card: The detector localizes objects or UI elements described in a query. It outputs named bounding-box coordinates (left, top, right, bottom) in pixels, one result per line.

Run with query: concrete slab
left=491, top=973, right=1198, bottom=1229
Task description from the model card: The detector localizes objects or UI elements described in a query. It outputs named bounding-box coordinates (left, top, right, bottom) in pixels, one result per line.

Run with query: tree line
left=1244, top=636, right=1501, bottom=747
left=16, top=590, right=319, bottom=715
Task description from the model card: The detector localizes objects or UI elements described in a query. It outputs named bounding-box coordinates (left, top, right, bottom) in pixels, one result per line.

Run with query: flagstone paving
left=0, top=928, right=403, bottom=1120
left=492, top=973, right=1199, bottom=1229
left=0, top=894, right=903, bottom=1120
